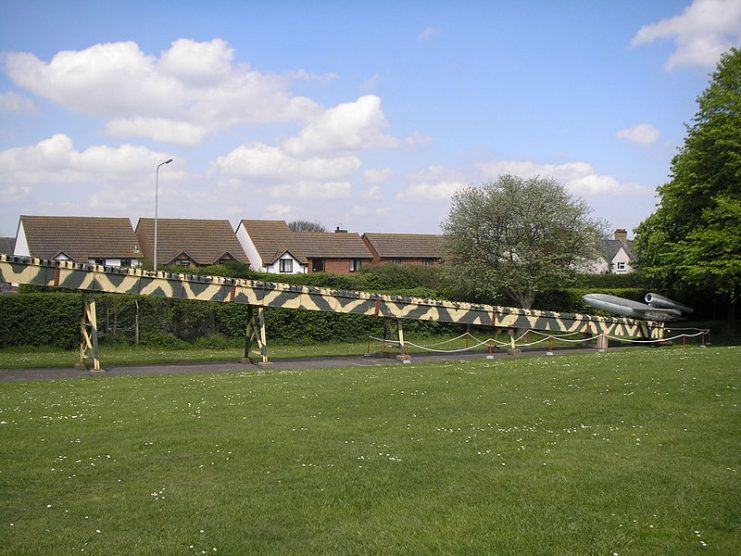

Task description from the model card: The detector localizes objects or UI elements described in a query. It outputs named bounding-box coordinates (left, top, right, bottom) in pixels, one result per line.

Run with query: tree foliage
left=288, top=220, right=326, bottom=232
left=634, top=48, right=741, bottom=306
left=441, top=175, right=605, bottom=308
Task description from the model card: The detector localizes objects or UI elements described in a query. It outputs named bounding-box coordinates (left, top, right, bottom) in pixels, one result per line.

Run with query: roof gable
left=136, top=218, right=249, bottom=266
left=240, top=220, right=372, bottom=263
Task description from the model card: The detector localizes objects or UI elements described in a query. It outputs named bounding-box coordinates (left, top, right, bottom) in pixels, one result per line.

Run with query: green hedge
left=0, top=293, right=460, bottom=349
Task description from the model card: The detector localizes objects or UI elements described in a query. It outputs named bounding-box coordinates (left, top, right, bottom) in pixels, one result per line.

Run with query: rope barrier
left=367, top=328, right=710, bottom=355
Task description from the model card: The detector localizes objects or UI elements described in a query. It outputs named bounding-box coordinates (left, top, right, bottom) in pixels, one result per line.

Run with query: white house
left=13, top=215, right=143, bottom=267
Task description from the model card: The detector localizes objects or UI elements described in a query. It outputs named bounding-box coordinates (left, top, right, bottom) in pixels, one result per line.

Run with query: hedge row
left=0, top=293, right=461, bottom=350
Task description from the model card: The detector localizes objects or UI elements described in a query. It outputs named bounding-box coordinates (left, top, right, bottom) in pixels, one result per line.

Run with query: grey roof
left=18, top=216, right=141, bottom=262
left=602, top=239, right=635, bottom=261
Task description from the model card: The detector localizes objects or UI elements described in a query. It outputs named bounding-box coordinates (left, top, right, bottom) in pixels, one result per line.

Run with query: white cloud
left=282, top=95, right=399, bottom=156
left=397, top=181, right=466, bottom=201
left=0, top=133, right=183, bottom=186
left=106, top=117, right=208, bottom=146
left=364, top=168, right=393, bottom=184
left=0, top=91, right=36, bottom=113
left=4, top=39, right=322, bottom=144
left=405, top=131, right=434, bottom=148
left=214, top=142, right=361, bottom=182
left=0, top=185, right=32, bottom=202
left=475, top=160, right=645, bottom=196
left=269, top=181, right=352, bottom=199
left=616, top=123, right=660, bottom=145
left=631, top=0, right=741, bottom=70
left=418, top=27, right=440, bottom=41
left=364, top=185, right=384, bottom=200
left=265, top=204, right=294, bottom=218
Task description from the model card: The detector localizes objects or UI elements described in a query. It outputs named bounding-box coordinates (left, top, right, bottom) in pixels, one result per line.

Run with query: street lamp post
left=154, top=158, right=173, bottom=271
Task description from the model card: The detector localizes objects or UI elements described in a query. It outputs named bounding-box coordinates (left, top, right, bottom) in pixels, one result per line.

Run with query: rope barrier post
left=486, top=339, right=495, bottom=360
left=241, top=305, right=254, bottom=363
left=364, top=336, right=372, bottom=357
left=701, top=331, right=707, bottom=348
left=546, top=336, right=554, bottom=356
left=682, top=334, right=686, bottom=352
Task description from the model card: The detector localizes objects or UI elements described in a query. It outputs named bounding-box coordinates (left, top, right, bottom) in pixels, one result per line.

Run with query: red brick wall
left=309, top=258, right=370, bottom=275
left=377, top=258, right=440, bottom=267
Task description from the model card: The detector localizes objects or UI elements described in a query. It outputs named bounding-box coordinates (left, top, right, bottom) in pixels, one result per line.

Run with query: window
left=280, top=258, right=293, bottom=273
left=176, top=258, right=191, bottom=268
left=388, top=258, right=401, bottom=265
left=89, top=258, right=105, bottom=266
left=312, top=259, right=325, bottom=273
left=350, top=259, right=363, bottom=272
left=423, top=258, right=435, bottom=267
left=120, top=259, right=132, bottom=268
left=616, top=261, right=626, bottom=272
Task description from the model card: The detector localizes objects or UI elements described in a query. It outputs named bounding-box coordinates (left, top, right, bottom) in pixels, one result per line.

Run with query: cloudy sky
left=1, top=0, right=739, bottom=238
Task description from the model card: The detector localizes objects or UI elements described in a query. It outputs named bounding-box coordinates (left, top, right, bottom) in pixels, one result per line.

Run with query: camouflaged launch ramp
left=0, top=254, right=664, bottom=370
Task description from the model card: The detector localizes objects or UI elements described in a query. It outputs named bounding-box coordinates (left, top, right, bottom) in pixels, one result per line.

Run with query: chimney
left=335, top=226, right=348, bottom=233
left=614, top=229, right=628, bottom=245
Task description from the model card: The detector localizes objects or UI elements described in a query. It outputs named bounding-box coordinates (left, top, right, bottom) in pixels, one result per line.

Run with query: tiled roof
left=241, top=220, right=307, bottom=264
left=0, top=237, right=15, bottom=255
left=18, top=216, right=141, bottom=262
left=240, top=220, right=372, bottom=265
left=362, top=233, right=442, bottom=259
left=136, top=218, right=249, bottom=266
left=602, top=239, right=635, bottom=262
left=290, top=232, right=372, bottom=259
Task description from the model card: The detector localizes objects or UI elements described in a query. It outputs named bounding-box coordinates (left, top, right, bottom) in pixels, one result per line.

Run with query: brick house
left=13, top=215, right=143, bottom=267
left=236, top=220, right=372, bottom=275
left=361, top=233, right=442, bottom=266
left=135, top=218, right=250, bottom=268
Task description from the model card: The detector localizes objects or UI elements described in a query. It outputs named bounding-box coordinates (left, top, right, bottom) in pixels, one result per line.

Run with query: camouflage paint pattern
left=0, top=255, right=664, bottom=339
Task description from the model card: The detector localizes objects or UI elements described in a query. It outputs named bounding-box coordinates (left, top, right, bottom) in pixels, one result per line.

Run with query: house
left=361, top=233, right=442, bottom=266
left=135, top=218, right=249, bottom=268
left=236, top=220, right=372, bottom=274
left=0, top=237, right=15, bottom=255
left=13, top=215, right=143, bottom=267
left=584, top=229, right=636, bottom=274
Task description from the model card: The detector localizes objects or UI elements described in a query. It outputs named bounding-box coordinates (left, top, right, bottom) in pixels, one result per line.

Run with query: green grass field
left=0, top=346, right=738, bottom=555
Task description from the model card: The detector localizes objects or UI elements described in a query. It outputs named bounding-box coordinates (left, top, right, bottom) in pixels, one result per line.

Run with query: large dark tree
left=634, top=48, right=741, bottom=314
left=442, top=175, right=604, bottom=308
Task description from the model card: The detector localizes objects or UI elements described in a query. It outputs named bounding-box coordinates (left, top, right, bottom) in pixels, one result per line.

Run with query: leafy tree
left=288, top=220, right=326, bottom=232
left=442, top=175, right=605, bottom=308
left=634, top=48, right=741, bottom=313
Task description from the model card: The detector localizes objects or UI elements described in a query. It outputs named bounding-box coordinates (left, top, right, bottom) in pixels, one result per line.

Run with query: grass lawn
left=0, top=346, right=738, bottom=555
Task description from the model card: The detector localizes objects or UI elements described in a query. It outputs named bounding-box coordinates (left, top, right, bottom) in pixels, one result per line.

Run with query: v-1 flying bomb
left=583, top=293, right=693, bottom=322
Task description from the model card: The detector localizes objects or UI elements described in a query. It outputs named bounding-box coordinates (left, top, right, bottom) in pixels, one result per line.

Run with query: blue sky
left=1, top=0, right=739, bottom=239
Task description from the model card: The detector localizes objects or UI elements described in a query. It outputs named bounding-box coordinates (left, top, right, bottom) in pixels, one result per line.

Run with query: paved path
left=0, top=346, right=619, bottom=382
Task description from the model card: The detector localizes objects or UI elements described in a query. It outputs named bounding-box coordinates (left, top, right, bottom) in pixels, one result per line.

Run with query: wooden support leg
left=241, top=306, right=254, bottom=363
left=507, top=329, right=521, bottom=355
left=396, top=319, right=411, bottom=363
left=244, top=306, right=273, bottom=368
left=597, top=333, right=608, bottom=352
left=78, top=292, right=103, bottom=372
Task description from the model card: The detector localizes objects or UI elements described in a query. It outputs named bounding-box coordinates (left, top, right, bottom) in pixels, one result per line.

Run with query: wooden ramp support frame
left=242, top=306, right=272, bottom=368
left=79, top=292, right=103, bottom=372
